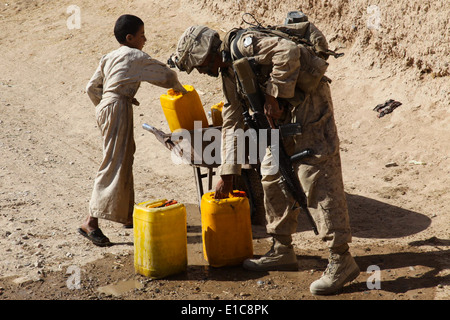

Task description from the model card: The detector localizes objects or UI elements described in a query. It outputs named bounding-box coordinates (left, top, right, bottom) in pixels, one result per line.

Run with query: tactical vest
left=225, top=22, right=330, bottom=93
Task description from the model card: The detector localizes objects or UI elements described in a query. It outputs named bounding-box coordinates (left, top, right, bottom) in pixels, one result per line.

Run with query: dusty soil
left=0, top=0, right=449, bottom=304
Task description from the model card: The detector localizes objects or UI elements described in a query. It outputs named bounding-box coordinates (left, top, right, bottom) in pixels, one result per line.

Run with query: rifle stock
left=233, top=57, right=319, bottom=235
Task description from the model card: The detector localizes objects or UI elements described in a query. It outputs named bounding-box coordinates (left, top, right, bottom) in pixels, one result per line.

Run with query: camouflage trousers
left=261, top=81, right=352, bottom=249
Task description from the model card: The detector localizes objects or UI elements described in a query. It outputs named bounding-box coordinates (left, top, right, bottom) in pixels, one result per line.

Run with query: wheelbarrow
left=142, top=123, right=266, bottom=225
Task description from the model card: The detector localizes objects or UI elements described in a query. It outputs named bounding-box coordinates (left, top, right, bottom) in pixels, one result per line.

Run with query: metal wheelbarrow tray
left=142, top=123, right=265, bottom=225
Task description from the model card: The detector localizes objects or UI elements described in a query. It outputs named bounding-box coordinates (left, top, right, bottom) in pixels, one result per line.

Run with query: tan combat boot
left=243, top=235, right=298, bottom=271
left=310, top=245, right=360, bottom=295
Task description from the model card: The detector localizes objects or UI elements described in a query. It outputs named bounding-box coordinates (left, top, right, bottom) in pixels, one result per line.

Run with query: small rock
left=34, top=260, right=43, bottom=268
left=13, top=276, right=33, bottom=286
left=409, top=160, right=426, bottom=165
left=385, top=162, right=398, bottom=168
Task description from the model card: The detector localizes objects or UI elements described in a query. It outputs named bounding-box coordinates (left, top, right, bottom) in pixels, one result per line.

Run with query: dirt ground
left=0, top=0, right=449, bottom=304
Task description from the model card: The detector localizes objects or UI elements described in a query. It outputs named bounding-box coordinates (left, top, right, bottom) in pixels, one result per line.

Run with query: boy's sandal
left=78, top=228, right=112, bottom=247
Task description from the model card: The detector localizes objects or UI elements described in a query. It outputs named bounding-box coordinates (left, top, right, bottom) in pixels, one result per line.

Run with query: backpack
left=228, top=13, right=339, bottom=93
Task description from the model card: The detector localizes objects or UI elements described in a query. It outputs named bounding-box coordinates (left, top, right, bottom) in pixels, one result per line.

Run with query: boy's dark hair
left=114, top=14, right=144, bottom=44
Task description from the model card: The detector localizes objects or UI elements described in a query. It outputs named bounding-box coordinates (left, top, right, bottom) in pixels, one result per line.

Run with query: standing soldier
left=170, top=17, right=360, bottom=295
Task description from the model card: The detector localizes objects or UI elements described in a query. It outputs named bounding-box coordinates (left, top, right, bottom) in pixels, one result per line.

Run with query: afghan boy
left=78, top=14, right=186, bottom=246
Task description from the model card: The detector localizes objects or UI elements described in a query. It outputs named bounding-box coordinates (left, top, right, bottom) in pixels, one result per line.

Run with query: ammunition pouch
left=232, top=57, right=265, bottom=109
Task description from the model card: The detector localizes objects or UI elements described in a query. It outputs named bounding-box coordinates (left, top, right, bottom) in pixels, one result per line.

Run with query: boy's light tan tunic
left=86, top=46, right=183, bottom=224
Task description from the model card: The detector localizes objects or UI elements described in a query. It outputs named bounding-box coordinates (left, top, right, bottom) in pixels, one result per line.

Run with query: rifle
left=232, top=57, right=319, bottom=235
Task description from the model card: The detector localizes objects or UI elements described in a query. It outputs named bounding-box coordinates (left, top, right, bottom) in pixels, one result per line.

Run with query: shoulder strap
left=230, top=29, right=246, bottom=60
left=232, top=27, right=299, bottom=55
left=230, top=27, right=285, bottom=61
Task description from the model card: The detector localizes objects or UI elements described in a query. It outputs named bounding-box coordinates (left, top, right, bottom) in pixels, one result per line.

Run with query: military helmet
left=172, top=26, right=221, bottom=74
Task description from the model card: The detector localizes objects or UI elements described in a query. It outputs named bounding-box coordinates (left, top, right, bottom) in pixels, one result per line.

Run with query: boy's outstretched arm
left=139, top=53, right=186, bottom=93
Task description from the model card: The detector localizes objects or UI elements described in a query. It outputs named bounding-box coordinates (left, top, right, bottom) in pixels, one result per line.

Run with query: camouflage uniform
left=173, top=24, right=359, bottom=294
left=219, top=29, right=352, bottom=249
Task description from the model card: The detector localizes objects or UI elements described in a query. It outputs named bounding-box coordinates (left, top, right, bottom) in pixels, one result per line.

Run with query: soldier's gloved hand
left=214, top=175, right=234, bottom=199
left=264, top=94, right=283, bottom=121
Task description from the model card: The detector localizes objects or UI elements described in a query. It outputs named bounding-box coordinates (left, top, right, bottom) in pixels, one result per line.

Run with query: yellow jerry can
left=200, top=191, right=253, bottom=267
left=210, top=101, right=224, bottom=127
left=133, top=199, right=187, bottom=279
left=160, top=84, right=209, bottom=132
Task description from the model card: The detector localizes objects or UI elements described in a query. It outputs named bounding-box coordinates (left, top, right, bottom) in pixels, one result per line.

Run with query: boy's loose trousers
left=89, top=95, right=135, bottom=224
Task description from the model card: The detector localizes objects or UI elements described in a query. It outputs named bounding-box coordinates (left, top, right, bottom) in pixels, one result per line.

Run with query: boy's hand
left=131, top=98, right=140, bottom=106
left=173, top=83, right=187, bottom=94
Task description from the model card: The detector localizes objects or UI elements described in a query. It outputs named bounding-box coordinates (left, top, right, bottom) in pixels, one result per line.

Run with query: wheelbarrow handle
left=142, top=123, right=175, bottom=150
left=142, top=123, right=157, bottom=132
